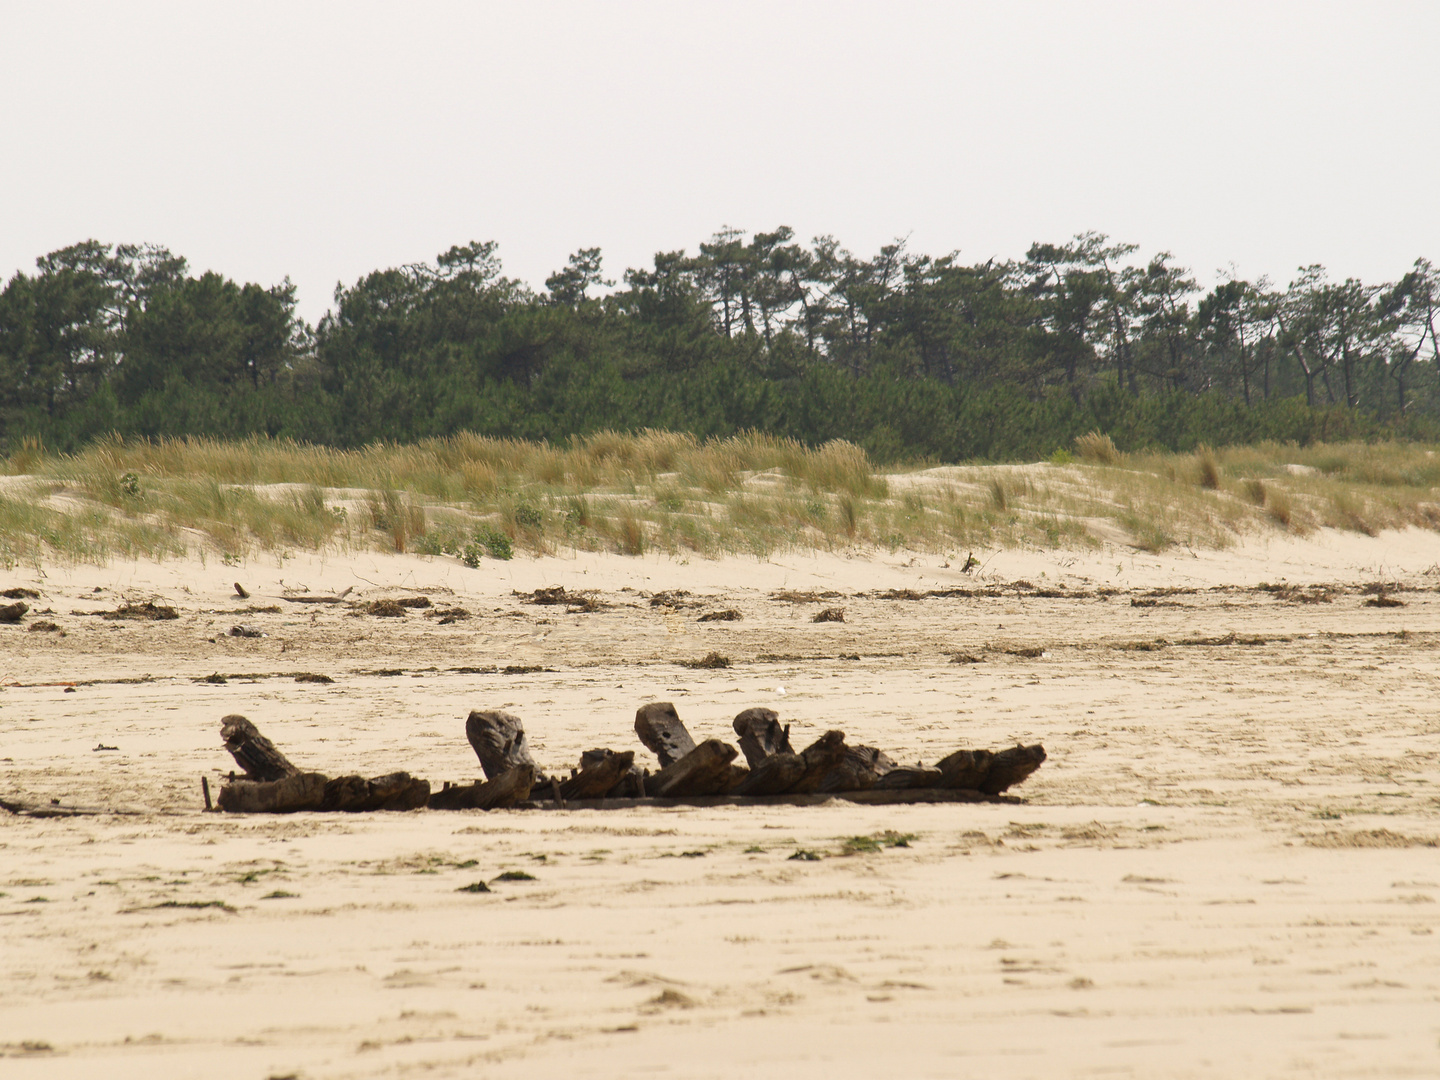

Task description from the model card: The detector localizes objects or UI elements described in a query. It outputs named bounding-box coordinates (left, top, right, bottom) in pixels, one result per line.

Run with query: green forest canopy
left=2, top=231, right=1437, bottom=462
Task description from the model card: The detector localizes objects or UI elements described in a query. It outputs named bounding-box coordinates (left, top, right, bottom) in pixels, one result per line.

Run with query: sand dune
left=2, top=530, right=1438, bottom=1078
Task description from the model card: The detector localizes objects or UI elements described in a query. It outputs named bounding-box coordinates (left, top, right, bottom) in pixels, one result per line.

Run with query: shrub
left=1195, top=446, right=1221, bottom=489
left=479, top=528, right=513, bottom=560
left=1075, top=431, right=1122, bottom=464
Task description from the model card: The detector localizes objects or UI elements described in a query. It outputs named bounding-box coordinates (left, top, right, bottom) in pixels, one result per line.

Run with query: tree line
left=2, top=231, right=1437, bottom=461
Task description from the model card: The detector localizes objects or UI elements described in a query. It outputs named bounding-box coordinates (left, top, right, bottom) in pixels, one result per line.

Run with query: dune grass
left=0, top=431, right=1437, bottom=568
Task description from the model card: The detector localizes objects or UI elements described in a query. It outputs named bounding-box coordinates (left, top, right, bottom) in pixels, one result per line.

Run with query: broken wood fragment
left=217, top=772, right=328, bottom=813
left=935, top=748, right=993, bottom=791
left=560, top=749, right=636, bottom=800
left=0, top=796, right=147, bottom=818
left=428, top=764, right=535, bottom=810
left=645, top=739, right=738, bottom=798
left=321, top=772, right=430, bottom=812
left=787, top=730, right=850, bottom=794
left=220, top=714, right=300, bottom=781
left=605, top=762, right=647, bottom=799
left=465, top=710, right=539, bottom=780
left=634, top=702, right=697, bottom=767
left=978, top=744, right=1047, bottom=794
left=817, top=745, right=896, bottom=793
left=541, top=787, right=1011, bottom=810
left=873, top=765, right=943, bottom=790
left=731, top=751, right=806, bottom=796
left=731, top=707, right=793, bottom=767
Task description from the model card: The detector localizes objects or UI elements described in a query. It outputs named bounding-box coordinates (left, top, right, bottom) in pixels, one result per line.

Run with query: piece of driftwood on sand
left=216, top=714, right=431, bottom=813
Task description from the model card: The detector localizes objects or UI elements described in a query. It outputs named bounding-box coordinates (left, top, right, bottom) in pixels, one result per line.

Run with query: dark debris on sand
left=679, top=652, right=731, bottom=669
left=102, top=601, right=179, bottom=621
left=517, top=587, right=604, bottom=612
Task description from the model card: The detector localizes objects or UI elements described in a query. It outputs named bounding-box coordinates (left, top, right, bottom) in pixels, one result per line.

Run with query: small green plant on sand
left=841, top=830, right=917, bottom=855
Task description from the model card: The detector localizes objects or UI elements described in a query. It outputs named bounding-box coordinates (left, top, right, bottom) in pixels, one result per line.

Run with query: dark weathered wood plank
left=935, top=748, right=993, bottom=791
left=731, top=707, right=793, bottom=767
left=817, top=745, right=897, bottom=793
left=0, top=797, right=150, bottom=818
left=634, top=702, right=696, bottom=767
left=873, top=765, right=943, bottom=790
left=788, top=730, right=850, bottom=794
left=465, top=710, right=539, bottom=780
left=428, top=764, right=535, bottom=810
left=605, top=763, right=647, bottom=798
left=645, top=739, right=738, bottom=797
left=322, top=772, right=430, bottom=811
left=220, top=715, right=300, bottom=781
left=559, top=749, right=635, bottom=800
left=525, top=787, right=1021, bottom=810
left=218, top=772, right=328, bottom=813
left=979, top=744, right=1048, bottom=794
left=731, top=752, right=805, bottom=796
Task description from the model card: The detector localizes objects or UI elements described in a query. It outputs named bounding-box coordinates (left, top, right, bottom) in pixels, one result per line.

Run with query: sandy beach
left=3, top=531, right=1439, bottom=1078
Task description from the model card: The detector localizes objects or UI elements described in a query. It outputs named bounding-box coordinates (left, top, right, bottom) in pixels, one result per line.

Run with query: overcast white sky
left=3, top=1, right=1436, bottom=321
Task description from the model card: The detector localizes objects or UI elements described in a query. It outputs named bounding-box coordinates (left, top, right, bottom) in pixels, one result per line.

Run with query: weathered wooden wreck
left=214, top=705, right=1046, bottom=813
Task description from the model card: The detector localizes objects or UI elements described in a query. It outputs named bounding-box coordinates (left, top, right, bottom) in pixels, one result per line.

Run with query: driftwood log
left=634, top=702, right=696, bottom=767
left=221, top=714, right=298, bottom=781
left=428, top=764, right=535, bottom=810
left=465, top=709, right=540, bottom=780
left=732, top=707, right=794, bottom=767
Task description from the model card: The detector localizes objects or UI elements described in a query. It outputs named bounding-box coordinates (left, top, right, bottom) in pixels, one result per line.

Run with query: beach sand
left=2, top=531, right=1438, bottom=1078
